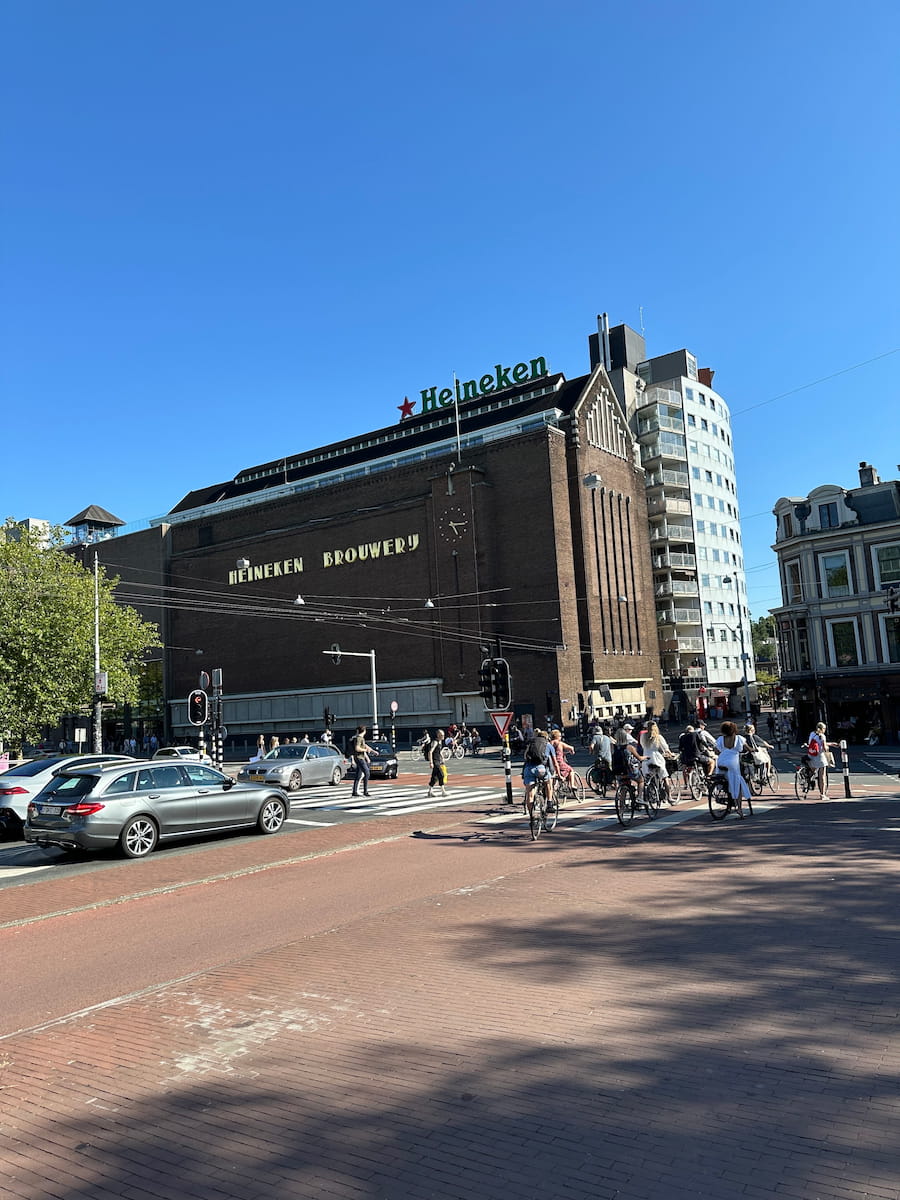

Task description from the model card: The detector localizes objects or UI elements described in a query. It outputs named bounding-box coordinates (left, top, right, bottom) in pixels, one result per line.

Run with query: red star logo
left=397, top=396, right=416, bottom=420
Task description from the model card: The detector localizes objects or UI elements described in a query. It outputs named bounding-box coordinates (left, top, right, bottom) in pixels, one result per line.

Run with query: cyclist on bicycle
left=611, top=728, right=644, bottom=794
left=695, top=721, right=717, bottom=777
left=549, top=729, right=575, bottom=785
left=523, top=728, right=557, bottom=817
left=640, top=721, right=676, bottom=802
left=678, top=724, right=700, bottom=784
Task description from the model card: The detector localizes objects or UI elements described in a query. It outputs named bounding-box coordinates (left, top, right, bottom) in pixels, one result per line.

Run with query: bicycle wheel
left=615, top=781, right=635, bottom=827
left=569, top=771, right=586, bottom=803
left=644, top=774, right=661, bottom=819
left=708, top=777, right=731, bottom=820
left=586, top=764, right=604, bottom=796
left=766, top=765, right=780, bottom=794
left=687, top=765, right=703, bottom=800
left=440, top=746, right=452, bottom=763
left=453, top=744, right=465, bottom=759
left=544, top=792, right=559, bottom=832
left=555, top=778, right=571, bottom=809
left=666, top=770, right=682, bottom=805
left=794, top=766, right=811, bottom=799
left=530, top=781, right=547, bottom=840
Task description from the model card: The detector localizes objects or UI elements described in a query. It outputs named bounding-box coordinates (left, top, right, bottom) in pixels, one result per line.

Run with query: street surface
left=2, top=745, right=900, bottom=1199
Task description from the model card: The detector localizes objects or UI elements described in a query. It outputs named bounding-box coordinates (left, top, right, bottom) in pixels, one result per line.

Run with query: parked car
left=345, top=741, right=399, bottom=780
left=24, top=760, right=288, bottom=859
left=152, top=746, right=213, bottom=766
left=237, top=743, right=348, bottom=791
left=0, top=754, right=136, bottom=840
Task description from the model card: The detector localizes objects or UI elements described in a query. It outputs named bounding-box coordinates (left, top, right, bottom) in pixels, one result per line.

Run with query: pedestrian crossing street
left=286, top=784, right=777, bottom=835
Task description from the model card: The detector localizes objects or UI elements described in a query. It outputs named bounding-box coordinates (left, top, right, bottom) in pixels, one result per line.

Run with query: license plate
left=250, top=773, right=265, bottom=781
left=39, top=805, right=62, bottom=816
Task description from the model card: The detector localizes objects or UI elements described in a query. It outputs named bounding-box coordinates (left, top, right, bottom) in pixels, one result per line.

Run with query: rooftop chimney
left=698, top=367, right=715, bottom=387
left=858, top=462, right=880, bottom=487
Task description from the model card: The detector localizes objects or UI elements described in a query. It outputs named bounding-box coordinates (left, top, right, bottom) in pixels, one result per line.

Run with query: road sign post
left=489, top=711, right=515, bottom=805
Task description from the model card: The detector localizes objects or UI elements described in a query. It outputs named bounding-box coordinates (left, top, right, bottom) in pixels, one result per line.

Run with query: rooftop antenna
left=639, top=306, right=645, bottom=336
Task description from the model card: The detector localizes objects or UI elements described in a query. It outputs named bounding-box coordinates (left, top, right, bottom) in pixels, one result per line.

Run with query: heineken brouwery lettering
left=419, top=356, right=548, bottom=413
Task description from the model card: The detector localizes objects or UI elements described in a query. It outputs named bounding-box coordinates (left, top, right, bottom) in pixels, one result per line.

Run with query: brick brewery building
left=77, top=348, right=664, bottom=749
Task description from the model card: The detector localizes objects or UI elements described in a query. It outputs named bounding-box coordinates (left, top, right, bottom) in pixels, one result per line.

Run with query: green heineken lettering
left=409, top=354, right=549, bottom=420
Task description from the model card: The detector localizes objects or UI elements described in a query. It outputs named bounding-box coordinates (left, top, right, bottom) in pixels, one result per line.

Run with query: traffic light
left=188, top=689, right=209, bottom=726
left=491, top=659, right=511, bottom=708
left=479, top=659, right=493, bottom=702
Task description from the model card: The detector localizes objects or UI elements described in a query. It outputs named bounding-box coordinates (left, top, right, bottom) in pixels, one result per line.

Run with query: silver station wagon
left=237, top=743, right=349, bottom=791
left=24, top=761, right=288, bottom=859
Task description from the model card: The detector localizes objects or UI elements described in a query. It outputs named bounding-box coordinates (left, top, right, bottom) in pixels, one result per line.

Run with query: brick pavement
left=2, top=791, right=900, bottom=1199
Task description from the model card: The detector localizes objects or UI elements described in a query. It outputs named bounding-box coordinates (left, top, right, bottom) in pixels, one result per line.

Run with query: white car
left=152, top=746, right=213, bottom=767
left=0, top=754, right=136, bottom=839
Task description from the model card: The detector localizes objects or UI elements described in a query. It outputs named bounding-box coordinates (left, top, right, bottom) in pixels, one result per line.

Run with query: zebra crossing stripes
left=284, top=783, right=499, bottom=822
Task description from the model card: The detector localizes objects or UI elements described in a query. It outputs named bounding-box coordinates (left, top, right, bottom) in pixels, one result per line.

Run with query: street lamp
left=722, top=575, right=752, bottom=722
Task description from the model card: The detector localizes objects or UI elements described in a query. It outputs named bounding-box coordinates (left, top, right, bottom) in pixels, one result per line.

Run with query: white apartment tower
left=595, top=320, right=756, bottom=719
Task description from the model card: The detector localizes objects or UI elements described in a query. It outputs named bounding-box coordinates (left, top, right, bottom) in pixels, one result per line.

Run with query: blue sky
left=2, top=0, right=898, bottom=619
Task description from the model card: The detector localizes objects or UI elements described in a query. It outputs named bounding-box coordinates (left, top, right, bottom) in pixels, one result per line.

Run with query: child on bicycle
left=549, top=729, right=574, bottom=787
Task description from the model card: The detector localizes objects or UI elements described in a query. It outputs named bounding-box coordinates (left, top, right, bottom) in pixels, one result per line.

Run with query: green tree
left=0, top=522, right=161, bottom=751
left=751, top=615, right=776, bottom=663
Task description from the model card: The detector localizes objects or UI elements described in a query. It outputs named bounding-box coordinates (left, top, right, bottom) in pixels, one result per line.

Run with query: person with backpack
left=695, top=721, right=717, bottom=777
left=522, top=728, right=557, bottom=818
left=805, top=721, right=836, bottom=797
left=611, top=727, right=644, bottom=796
left=426, top=729, right=448, bottom=798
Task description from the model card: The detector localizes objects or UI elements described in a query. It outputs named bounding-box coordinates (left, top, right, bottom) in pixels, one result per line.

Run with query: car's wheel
left=330, top=767, right=342, bottom=786
left=258, top=797, right=287, bottom=834
left=287, top=769, right=303, bottom=791
left=119, top=816, right=158, bottom=859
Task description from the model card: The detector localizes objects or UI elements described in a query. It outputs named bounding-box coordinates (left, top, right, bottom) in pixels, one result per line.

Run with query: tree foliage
left=751, top=615, right=776, bottom=663
left=0, top=522, right=161, bottom=749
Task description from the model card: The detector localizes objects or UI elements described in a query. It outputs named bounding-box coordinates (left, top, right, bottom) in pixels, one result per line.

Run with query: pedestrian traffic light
left=479, top=659, right=493, bottom=702
left=491, top=658, right=511, bottom=708
left=188, top=689, right=209, bottom=726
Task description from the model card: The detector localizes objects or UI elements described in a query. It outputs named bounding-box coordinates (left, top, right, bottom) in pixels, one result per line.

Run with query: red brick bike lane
left=2, top=788, right=900, bottom=1199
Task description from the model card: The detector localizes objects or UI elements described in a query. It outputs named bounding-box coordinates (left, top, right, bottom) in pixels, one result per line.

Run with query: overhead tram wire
left=730, top=347, right=900, bottom=418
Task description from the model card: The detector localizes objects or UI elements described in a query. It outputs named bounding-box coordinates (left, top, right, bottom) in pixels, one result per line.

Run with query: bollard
left=839, top=738, right=852, bottom=798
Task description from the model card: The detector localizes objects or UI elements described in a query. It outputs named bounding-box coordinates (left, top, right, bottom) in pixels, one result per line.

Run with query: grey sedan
left=24, top=761, right=288, bottom=859
left=237, top=743, right=348, bottom=791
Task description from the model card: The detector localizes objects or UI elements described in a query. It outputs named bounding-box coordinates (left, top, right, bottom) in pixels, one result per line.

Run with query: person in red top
left=549, top=729, right=574, bottom=782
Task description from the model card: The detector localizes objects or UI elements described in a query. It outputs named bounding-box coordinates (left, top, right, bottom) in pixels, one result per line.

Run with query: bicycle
left=614, top=771, right=661, bottom=827
left=586, top=758, right=613, bottom=799
left=744, top=751, right=779, bottom=795
left=708, top=772, right=753, bottom=820
left=794, top=757, right=817, bottom=799
left=530, top=772, right=558, bottom=840
left=682, top=760, right=708, bottom=801
left=555, top=766, right=586, bottom=808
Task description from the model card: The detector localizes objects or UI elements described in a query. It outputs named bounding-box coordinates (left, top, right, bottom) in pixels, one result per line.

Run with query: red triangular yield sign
left=489, top=710, right=514, bottom=738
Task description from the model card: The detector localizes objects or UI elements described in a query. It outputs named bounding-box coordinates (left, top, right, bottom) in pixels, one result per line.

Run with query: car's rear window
left=2, top=758, right=66, bottom=778
left=40, top=773, right=100, bottom=800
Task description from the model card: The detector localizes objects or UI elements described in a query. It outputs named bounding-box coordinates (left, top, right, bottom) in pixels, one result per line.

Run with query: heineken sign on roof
left=398, top=355, right=549, bottom=420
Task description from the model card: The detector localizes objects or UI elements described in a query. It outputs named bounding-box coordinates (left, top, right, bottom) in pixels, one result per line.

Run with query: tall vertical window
left=874, top=543, right=900, bottom=587
left=782, top=512, right=794, bottom=538
left=818, top=501, right=839, bottom=529
left=786, top=561, right=802, bottom=603
left=884, top=615, right=900, bottom=663
left=827, top=619, right=860, bottom=667
left=820, top=552, right=851, bottom=598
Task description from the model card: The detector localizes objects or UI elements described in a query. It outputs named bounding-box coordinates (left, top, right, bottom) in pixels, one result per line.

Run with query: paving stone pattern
left=3, top=796, right=900, bottom=1199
